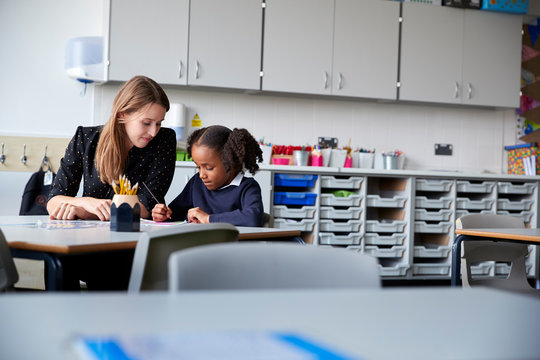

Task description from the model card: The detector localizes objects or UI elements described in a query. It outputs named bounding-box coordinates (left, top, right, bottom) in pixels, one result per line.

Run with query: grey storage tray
left=415, top=196, right=452, bottom=209
left=273, top=218, right=316, bottom=232
left=456, top=197, right=495, bottom=210
left=364, top=245, right=406, bottom=258
left=319, top=219, right=361, bottom=232
left=364, top=233, right=406, bottom=246
left=320, top=206, right=362, bottom=219
left=412, top=264, right=451, bottom=276
left=470, top=262, right=493, bottom=276
left=415, top=179, right=453, bottom=192
left=456, top=180, right=496, bottom=193
left=319, top=232, right=361, bottom=246
left=321, top=176, right=363, bottom=189
left=272, top=205, right=316, bottom=219
left=497, top=198, right=534, bottom=211
left=320, top=193, right=362, bottom=207
left=365, top=220, right=406, bottom=233
left=414, top=221, right=452, bottom=234
left=498, top=182, right=536, bottom=194
left=378, top=264, right=409, bottom=277
left=496, top=210, right=534, bottom=223
left=413, top=245, right=451, bottom=258
left=367, top=194, right=407, bottom=208
left=415, top=208, right=452, bottom=221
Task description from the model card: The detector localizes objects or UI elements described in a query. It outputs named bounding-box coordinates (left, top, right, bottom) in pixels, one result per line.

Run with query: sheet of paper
left=140, top=219, right=187, bottom=226
left=71, top=330, right=358, bottom=360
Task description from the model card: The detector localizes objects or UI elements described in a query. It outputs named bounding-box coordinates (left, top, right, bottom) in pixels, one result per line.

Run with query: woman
left=47, top=75, right=176, bottom=221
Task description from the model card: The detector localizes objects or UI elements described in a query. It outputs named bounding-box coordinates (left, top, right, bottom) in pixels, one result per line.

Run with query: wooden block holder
left=110, top=195, right=140, bottom=232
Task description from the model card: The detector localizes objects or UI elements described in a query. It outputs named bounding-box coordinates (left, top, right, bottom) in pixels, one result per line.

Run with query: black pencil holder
left=110, top=195, right=140, bottom=232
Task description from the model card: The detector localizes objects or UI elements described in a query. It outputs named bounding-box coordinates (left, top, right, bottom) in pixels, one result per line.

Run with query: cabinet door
left=399, top=3, right=463, bottom=104
left=333, top=0, right=399, bottom=100
left=108, top=0, right=189, bottom=85
left=262, top=0, right=334, bottom=95
left=461, top=10, right=521, bottom=108
left=188, top=0, right=262, bottom=90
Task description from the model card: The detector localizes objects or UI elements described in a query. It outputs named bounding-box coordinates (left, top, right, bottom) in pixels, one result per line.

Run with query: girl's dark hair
left=187, top=125, right=263, bottom=175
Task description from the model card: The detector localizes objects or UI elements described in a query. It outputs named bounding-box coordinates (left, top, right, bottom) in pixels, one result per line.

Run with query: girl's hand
left=49, top=202, right=90, bottom=220
left=187, top=207, right=210, bottom=224
left=80, top=198, right=112, bottom=221
left=152, top=204, right=172, bottom=222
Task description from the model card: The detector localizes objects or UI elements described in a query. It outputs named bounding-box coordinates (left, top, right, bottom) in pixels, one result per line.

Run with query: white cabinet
left=262, top=0, right=334, bottom=95
left=263, top=0, right=399, bottom=99
left=188, top=0, right=263, bottom=90
left=108, top=0, right=189, bottom=85
left=332, top=0, right=400, bottom=100
left=399, top=3, right=521, bottom=108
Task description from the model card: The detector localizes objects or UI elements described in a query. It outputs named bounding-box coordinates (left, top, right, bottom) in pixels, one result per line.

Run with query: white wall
left=0, top=0, right=520, bottom=215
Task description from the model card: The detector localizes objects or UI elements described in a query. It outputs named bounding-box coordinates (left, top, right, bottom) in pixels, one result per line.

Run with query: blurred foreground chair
left=168, top=242, right=380, bottom=291
left=128, top=223, right=238, bottom=292
left=0, top=229, right=19, bottom=292
left=456, top=214, right=534, bottom=292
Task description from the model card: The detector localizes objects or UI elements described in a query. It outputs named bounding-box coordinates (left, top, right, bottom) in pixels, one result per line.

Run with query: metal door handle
left=196, top=61, right=200, bottom=79
left=338, top=72, right=343, bottom=90
left=454, top=82, right=459, bottom=98
left=467, top=83, right=472, bottom=99
left=324, top=72, right=328, bottom=89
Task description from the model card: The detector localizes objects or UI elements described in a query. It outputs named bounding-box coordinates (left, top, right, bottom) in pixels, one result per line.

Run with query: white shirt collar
left=218, top=172, right=243, bottom=190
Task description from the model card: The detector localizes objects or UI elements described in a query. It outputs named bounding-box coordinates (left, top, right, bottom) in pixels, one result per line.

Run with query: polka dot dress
left=48, top=126, right=176, bottom=213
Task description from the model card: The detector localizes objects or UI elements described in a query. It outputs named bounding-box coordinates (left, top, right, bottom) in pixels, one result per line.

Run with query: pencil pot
left=110, top=195, right=140, bottom=232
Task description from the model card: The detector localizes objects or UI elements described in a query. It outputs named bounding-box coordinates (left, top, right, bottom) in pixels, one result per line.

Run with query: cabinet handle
left=338, top=72, right=343, bottom=90
left=196, top=61, right=200, bottom=79
left=454, top=82, right=459, bottom=98
left=467, top=83, right=472, bottom=99
left=324, top=72, right=328, bottom=89
left=178, top=60, right=184, bottom=79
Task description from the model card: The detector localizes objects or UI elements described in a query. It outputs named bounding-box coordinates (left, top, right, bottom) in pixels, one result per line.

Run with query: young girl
left=47, top=75, right=176, bottom=221
left=152, top=125, right=264, bottom=227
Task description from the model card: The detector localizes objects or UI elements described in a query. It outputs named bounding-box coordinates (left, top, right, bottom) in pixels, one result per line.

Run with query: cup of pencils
left=110, top=175, right=140, bottom=232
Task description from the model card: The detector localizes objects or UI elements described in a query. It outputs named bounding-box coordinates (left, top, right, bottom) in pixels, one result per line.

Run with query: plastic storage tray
left=378, top=264, right=409, bottom=277
left=364, top=233, right=406, bottom=246
left=455, top=210, right=493, bottom=219
left=367, top=194, right=407, bottom=208
left=456, top=198, right=494, bottom=210
left=272, top=205, right=316, bottom=219
left=497, top=198, right=534, bottom=211
left=412, top=264, right=451, bottom=276
left=456, top=180, right=496, bottom=193
left=413, top=245, right=451, bottom=258
left=415, top=196, right=452, bottom=209
left=496, top=210, right=534, bottom=223
left=273, top=192, right=317, bottom=206
left=415, top=179, right=453, bottom=192
left=365, top=220, right=406, bottom=233
left=498, top=182, right=536, bottom=194
left=414, top=221, right=452, bottom=234
left=320, top=193, right=362, bottom=207
left=364, top=246, right=406, bottom=258
left=414, top=208, right=452, bottom=221
left=274, top=174, right=317, bottom=187
left=273, top=218, right=316, bottom=232
left=320, top=176, right=363, bottom=189
left=319, top=232, right=361, bottom=246
left=319, top=206, right=362, bottom=219
left=470, top=262, right=493, bottom=276
left=319, top=219, right=361, bottom=232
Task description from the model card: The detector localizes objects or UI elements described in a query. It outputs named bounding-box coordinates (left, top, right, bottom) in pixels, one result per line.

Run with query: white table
left=0, top=216, right=301, bottom=290
left=0, top=288, right=539, bottom=359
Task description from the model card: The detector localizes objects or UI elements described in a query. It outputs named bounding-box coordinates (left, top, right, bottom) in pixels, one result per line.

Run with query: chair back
left=455, top=214, right=532, bottom=291
left=168, top=242, right=380, bottom=291
left=128, top=223, right=238, bottom=292
left=0, top=229, right=19, bottom=292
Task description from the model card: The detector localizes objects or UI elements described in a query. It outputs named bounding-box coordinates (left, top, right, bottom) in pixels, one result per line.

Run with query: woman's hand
left=48, top=197, right=111, bottom=221
left=152, top=204, right=172, bottom=222
left=187, top=207, right=210, bottom=224
left=79, top=198, right=112, bottom=221
left=49, top=202, right=89, bottom=220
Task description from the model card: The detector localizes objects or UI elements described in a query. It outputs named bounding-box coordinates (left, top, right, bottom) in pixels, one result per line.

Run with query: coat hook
left=21, top=144, right=27, bottom=165
left=0, top=143, right=5, bottom=165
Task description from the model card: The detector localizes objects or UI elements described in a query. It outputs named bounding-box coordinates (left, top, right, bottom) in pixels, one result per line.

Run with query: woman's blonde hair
left=95, top=75, right=170, bottom=184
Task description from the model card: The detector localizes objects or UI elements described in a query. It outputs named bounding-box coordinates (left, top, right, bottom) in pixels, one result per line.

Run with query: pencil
left=142, top=181, right=160, bottom=204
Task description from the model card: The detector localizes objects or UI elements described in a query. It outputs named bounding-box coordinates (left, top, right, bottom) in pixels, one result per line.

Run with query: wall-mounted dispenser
left=65, top=36, right=106, bottom=95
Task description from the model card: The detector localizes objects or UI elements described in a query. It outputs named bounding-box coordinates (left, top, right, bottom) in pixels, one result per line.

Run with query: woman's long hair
left=95, top=76, right=169, bottom=184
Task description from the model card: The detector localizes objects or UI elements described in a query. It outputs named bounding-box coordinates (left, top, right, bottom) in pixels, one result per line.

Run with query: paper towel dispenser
left=65, top=36, right=106, bottom=84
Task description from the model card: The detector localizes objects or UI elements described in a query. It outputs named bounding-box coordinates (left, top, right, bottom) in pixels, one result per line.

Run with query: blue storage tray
left=274, top=174, right=317, bottom=188
left=274, top=192, right=317, bottom=206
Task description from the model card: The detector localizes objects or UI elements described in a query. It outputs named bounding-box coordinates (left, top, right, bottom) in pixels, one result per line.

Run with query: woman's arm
left=47, top=195, right=112, bottom=221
